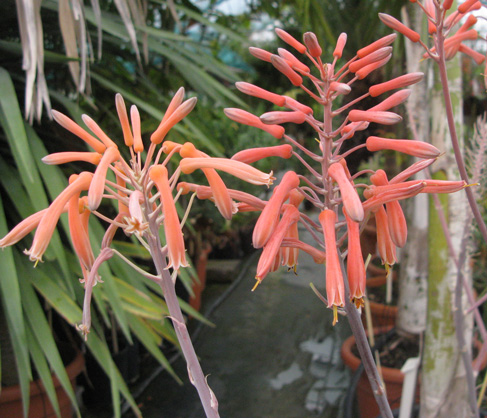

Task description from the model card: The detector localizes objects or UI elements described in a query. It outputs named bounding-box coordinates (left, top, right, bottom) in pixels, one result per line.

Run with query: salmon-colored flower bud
left=357, top=33, right=397, bottom=58
left=180, top=157, right=275, bottom=186
left=344, top=209, right=366, bottom=307
left=363, top=182, right=425, bottom=212
left=235, top=82, right=286, bottom=106
left=329, top=82, right=351, bottom=95
left=281, top=238, right=326, bottom=264
left=446, top=29, right=478, bottom=48
left=333, top=33, right=347, bottom=59
left=387, top=199, right=407, bottom=248
left=349, top=110, right=402, bottom=125
left=319, top=209, right=345, bottom=324
left=303, top=32, right=322, bottom=57
left=356, top=55, right=391, bottom=79
left=369, top=72, right=424, bottom=97
left=25, top=172, right=93, bottom=263
left=275, top=28, right=307, bottom=54
left=231, top=144, right=293, bottom=164
left=151, top=97, right=197, bottom=144
left=224, top=108, right=285, bottom=138
left=42, top=151, right=102, bottom=166
left=459, top=44, right=486, bottom=65
left=457, top=14, right=478, bottom=34
left=370, top=168, right=388, bottom=186
left=328, top=163, right=364, bottom=222
left=270, top=55, right=303, bottom=86
left=277, top=48, right=310, bottom=73
left=288, top=188, right=305, bottom=207
left=82, top=114, right=118, bottom=149
left=283, top=96, right=314, bottom=115
left=443, top=0, right=454, bottom=10
left=375, top=205, right=397, bottom=266
left=378, top=13, right=421, bottom=43
left=249, top=47, right=273, bottom=62
left=390, top=158, right=436, bottom=183
left=88, top=146, right=121, bottom=211
left=366, top=136, right=441, bottom=158
left=369, top=90, right=412, bottom=112
left=253, top=171, right=300, bottom=248
left=349, top=47, right=392, bottom=73
left=341, top=121, right=370, bottom=137
left=421, top=179, right=467, bottom=194
left=338, top=158, right=352, bottom=179
left=130, top=105, right=144, bottom=153
left=51, top=110, right=106, bottom=154
left=260, top=110, right=307, bottom=125
left=255, top=205, right=300, bottom=283
left=281, top=219, right=300, bottom=271
left=458, top=0, right=480, bottom=13
left=69, top=193, right=94, bottom=271
left=0, top=209, right=47, bottom=247
left=179, top=143, right=234, bottom=220
left=114, top=163, right=129, bottom=216
left=149, top=165, right=188, bottom=270
left=115, top=93, right=134, bottom=147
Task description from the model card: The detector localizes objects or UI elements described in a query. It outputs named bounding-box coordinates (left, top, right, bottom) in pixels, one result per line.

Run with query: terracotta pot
left=0, top=349, right=84, bottom=418
left=341, top=330, right=487, bottom=418
left=364, top=274, right=398, bottom=328
left=341, top=329, right=407, bottom=418
left=189, top=244, right=211, bottom=311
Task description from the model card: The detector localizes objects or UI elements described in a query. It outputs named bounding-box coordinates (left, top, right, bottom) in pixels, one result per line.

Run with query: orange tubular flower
left=319, top=209, right=345, bottom=325
left=303, top=32, right=322, bottom=57
left=0, top=209, right=49, bottom=247
left=180, top=143, right=235, bottom=220
left=260, top=111, right=307, bottom=125
left=369, top=72, right=424, bottom=97
left=348, top=110, right=402, bottom=125
left=375, top=205, right=397, bottom=267
left=42, top=151, right=103, bottom=166
left=278, top=48, right=310, bottom=73
left=366, top=136, right=441, bottom=159
left=130, top=105, right=144, bottom=153
left=328, top=163, right=364, bottom=222
left=151, top=97, right=198, bottom=144
left=231, top=144, right=293, bottom=164
left=344, top=209, right=366, bottom=308
left=88, top=146, right=121, bottom=211
left=51, top=110, right=106, bottom=154
left=25, top=172, right=93, bottom=263
left=370, top=170, right=408, bottom=248
left=270, top=55, right=303, bottom=86
left=115, top=93, right=135, bottom=147
left=275, top=28, right=307, bottom=54
left=149, top=165, right=188, bottom=270
left=69, top=193, right=95, bottom=272
left=180, top=157, right=275, bottom=187
left=378, top=13, right=421, bottom=43
left=235, top=82, right=286, bottom=106
left=255, top=205, right=300, bottom=285
left=357, top=33, right=397, bottom=58
left=280, top=189, right=305, bottom=271
left=333, top=33, right=348, bottom=59
left=224, top=108, right=285, bottom=139
left=253, top=171, right=300, bottom=248
left=348, top=47, right=392, bottom=73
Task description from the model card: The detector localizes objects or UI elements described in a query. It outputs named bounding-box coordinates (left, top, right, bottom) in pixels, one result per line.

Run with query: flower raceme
left=216, top=26, right=467, bottom=322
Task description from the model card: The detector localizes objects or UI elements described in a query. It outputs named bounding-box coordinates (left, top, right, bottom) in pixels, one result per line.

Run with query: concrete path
left=133, top=222, right=354, bottom=418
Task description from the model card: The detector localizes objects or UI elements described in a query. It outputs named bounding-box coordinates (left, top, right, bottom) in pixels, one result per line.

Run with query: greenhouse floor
left=82, top=222, right=354, bottom=418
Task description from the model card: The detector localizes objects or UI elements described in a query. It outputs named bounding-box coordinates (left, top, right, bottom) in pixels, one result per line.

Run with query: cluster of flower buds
left=379, top=1, right=485, bottom=65
left=218, top=27, right=470, bottom=325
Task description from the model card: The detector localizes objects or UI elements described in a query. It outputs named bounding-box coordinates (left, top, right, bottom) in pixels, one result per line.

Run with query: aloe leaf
left=18, top=264, right=80, bottom=415
left=0, top=197, right=32, bottom=414
left=25, top=327, right=62, bottom=418
left=128, top=314, right=182, bottom=383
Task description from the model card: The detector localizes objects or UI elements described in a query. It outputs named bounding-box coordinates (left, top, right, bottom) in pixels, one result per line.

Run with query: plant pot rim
left=340, top=327, right=405, bottom=383
left=0, top=349, right=84, bottom=402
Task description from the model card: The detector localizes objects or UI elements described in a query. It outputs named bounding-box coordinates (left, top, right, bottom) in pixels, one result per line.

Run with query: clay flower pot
left=0, top=349, right=84, bottom=418
left=341, top=329, right=407, bottom=418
